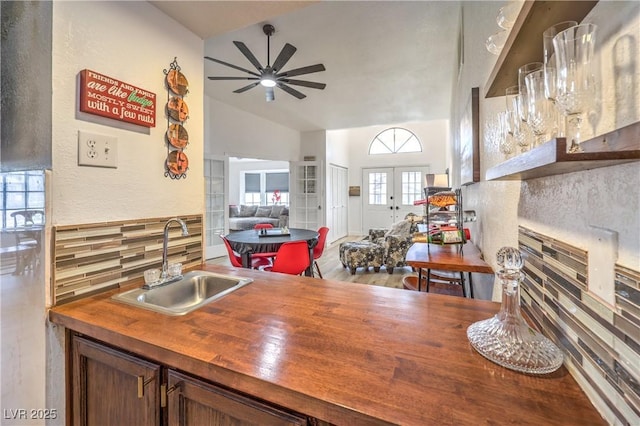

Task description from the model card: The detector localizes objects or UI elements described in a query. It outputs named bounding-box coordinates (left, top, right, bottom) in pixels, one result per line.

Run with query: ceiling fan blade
left=280, top=79, right=326, bottom=90
left=271, top=43, right=297, bottom=73
left=277, top=83, right=306, bottom=99
left=208, top=77, right=259, bottom=81
left=265, top=87, right=275, bottom=102
left=233, top=41, right=264, bottom=72
left=205, top=56, right=261, bottom=77
left=234, top=82, right=260, bottom=93
left=277, top=64, right=325, bottom=78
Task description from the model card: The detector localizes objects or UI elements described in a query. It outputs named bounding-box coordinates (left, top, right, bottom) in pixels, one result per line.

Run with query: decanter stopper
left=466, top=246, right=564, bottom=374
left=496, top=246, right=522, bottom=271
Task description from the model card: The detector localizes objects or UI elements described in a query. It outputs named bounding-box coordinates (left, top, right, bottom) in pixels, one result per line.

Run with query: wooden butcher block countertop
left=49, top=264, right=604, bottom=425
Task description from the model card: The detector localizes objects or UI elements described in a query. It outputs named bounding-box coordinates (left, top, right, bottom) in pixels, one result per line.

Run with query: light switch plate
left=587, top=225, right=618, bottom=307
left=78, top=131, right=117, bottom=168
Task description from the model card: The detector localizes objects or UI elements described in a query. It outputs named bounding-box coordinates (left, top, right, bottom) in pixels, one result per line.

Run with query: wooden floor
left=206, top=235, right=464, bottom=297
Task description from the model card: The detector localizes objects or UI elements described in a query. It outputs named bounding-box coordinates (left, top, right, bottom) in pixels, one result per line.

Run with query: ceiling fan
left=205, top=24, right=326, bottom=102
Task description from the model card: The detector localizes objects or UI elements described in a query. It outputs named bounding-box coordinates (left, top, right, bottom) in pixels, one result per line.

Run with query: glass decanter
left=466, top=247, right=563, bottom=374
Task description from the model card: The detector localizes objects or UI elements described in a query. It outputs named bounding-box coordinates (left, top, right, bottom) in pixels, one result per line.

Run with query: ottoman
left=339, top=240, right=384, bottom=275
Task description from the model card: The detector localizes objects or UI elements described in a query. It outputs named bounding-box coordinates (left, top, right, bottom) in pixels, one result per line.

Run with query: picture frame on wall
left=460, top=87, right=480, bottom=186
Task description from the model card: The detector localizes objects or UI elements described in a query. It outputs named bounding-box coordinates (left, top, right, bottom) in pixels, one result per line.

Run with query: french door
left=204, top=157, right=227, bottom=259
left=290, top=161, right=323, bottom=231
left=362, top=166, right=428, bottom=233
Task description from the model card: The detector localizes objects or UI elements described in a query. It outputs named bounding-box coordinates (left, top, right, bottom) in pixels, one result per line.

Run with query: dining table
left=1, top=225, right=44, bottom=274
left=224, top=228, right=319, bottom=276
left=405, top=241, right=494, bottom=298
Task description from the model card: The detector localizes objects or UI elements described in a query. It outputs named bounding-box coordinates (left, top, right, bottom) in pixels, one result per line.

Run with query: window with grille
left=0, top=170, right=45, bottom=228
left=401, top=171, right=423, bottom=205
left=368, top=172, right=387, bottom=205
left=242, top=171, right=289, bottom=205
left=369, top=127, right=422, bottom=155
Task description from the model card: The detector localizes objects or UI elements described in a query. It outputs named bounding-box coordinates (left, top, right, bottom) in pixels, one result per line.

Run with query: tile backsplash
left=518, top=226, right=639, bottom=425
left=52, top=215, right=203, bottom=305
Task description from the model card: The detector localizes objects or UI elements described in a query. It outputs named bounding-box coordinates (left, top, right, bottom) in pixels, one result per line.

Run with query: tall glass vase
left=466, top=247, right=563, bottom=374
left=553, top=23, right=598, bottom=153
left=542, top=21, right=577, bottom=138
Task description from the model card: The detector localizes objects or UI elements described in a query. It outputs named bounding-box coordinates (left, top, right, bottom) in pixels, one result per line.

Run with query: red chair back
left=220, top=235, right=243, bottom=268
left=254, top=223, right=274, bottom=230
left=313, top=227, right=329, bottom=260
left=270, top=241, right=311, bottom=275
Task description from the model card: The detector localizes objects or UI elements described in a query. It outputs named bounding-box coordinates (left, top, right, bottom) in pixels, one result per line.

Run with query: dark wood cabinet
left=167, top=370, right=307, bottom=426
left=70, top=334, right=316, bottom=426
left=71, top=335, right=162, bottom=426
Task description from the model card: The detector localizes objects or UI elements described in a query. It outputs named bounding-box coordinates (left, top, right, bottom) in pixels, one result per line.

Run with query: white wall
left=453, top=2, right=640, bottom=295
left=205, top=97, right=300, bottom=161
left=51, top=2, right=204, bottom=225
left=328, top=120, right=449, bottom=235
left=43, top=1, right=205, bottom=420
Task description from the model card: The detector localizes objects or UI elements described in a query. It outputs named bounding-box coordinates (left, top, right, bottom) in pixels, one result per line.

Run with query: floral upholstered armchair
left=366, top=213, right=421, bottom=274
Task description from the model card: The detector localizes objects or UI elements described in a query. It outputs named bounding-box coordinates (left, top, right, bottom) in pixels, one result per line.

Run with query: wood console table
left=405, top=242, right=494, bottom=298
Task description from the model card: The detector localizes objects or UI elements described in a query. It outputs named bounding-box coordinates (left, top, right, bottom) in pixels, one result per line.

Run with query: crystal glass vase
left=553, top=23, right=598, bottom=153
left=466, top=247, right=563, bottom=374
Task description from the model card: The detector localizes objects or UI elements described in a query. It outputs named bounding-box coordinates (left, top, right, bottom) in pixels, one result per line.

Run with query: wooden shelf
left=484, top=0, right=598, bottom=98
left=486, top=121, right=640, bottom=180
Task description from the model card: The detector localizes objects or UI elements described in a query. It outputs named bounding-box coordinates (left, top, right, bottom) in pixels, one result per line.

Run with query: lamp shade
left=425, top=173, right=449, bottom=188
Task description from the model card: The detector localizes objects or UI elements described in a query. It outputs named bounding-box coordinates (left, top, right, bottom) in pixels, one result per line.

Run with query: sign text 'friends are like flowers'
left=79, top=69, right=156, bottom=127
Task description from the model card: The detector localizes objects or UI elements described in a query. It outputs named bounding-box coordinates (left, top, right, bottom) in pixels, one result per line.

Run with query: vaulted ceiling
left=151, top=1, right=462, bottom=132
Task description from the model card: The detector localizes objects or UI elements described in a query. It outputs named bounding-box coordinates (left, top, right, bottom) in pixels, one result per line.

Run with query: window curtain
left=244, top=173, right=260, bottom=193
left=265, top=172, right=289, bottom=192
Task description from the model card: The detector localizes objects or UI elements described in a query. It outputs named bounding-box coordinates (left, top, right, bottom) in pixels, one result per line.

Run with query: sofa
left=229, top=204, right=289, bottom=231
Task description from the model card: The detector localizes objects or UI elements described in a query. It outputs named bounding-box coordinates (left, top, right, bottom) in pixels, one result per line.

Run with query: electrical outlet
left=78, top=131, right=117, bottom=168
left=587, top=225, right=618, bottom=307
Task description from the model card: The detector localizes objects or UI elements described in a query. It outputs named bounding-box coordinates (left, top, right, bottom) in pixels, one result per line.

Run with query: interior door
left=362, top=166, right=428, bottom=233
left=327, top=164, right=348, bottom=243
left=290, top=161, right=323, bottom=231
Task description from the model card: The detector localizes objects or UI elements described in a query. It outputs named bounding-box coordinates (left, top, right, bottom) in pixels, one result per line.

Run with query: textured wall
left=0, top=1, right=52, bottom=171
left=51, top=1, right=204, bottom=226
left=453, top=1, right=640, bottom=421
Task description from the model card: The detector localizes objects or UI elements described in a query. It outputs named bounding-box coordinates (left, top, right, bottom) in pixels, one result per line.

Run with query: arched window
left=368, top=127, right=422, bottom=155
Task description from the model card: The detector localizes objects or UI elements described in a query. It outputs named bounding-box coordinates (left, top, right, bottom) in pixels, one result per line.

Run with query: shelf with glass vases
left=486, top=121, right=640, bottom=181
left=484, top=0, right=599, bottom=98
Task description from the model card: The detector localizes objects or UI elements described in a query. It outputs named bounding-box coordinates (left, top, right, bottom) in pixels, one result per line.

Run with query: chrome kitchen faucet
left=144, top=218, right=189, bottom=289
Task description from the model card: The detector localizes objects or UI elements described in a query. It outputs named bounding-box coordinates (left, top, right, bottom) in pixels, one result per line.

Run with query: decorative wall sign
left=79, top=69, right=156, bottom=127
left=163, top=58, right=189, bottom=179
left=460, top=87, right=480, bottom=185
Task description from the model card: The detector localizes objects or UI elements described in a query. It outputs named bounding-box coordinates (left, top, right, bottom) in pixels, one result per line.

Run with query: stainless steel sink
left=112, top=271, right=253, bottom=315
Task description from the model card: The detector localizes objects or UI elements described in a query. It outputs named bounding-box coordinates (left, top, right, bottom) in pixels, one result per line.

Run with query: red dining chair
left=312, top=227, right=329, bottom=278
left=260, top=241, right=311, bottom=275
left=254, top=223, right=274, bottom=230
left=220, top=235, right=271, bottom=269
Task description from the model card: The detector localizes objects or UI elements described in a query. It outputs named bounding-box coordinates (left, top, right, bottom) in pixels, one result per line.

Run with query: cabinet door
left=72, top=336, right=161, bottom=426
left=167, top=370, right=307, bottom=426
left=290, top=161, right=323, bottom=230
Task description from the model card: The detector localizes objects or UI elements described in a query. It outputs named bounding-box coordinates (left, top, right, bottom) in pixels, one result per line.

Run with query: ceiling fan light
left=260, top=77, right=277, bottom=88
